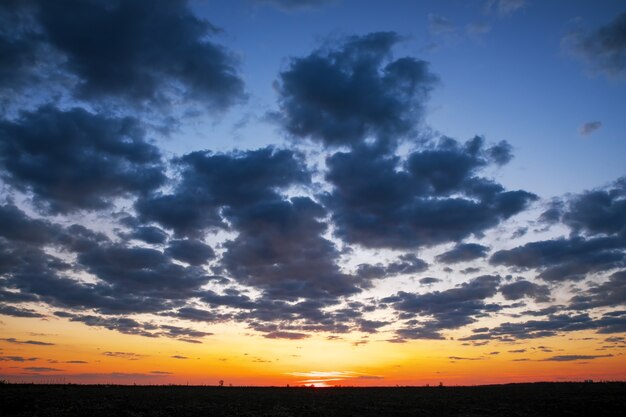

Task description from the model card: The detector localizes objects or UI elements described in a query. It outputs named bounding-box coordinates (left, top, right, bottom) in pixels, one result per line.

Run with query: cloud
left=579, top=121, right=602, bottom=136
left=0, top=355, right=38, bottom=362
left=355, top=254, right=428, bottom=280
left=102, top=351, right=147, bottom=360
left=564, top=12, right=626, bottom=79
left=428, top=14, right=456, bottom=36
left=486, top=0, right=527, bottom=17
left=165, top=240, right=215, bottom=266
left=419, top=277, right=442, bottom=285
left=459, top=311, right=626, bottom=341
left=490, top=235, right=626, bottom=282
left=23, top=367, right=62, bottom=372
left=77, top=244, right=211, bottom=297
left=136, top=147, right=309, bottom=237
left=0, top=303, right=45, bottom=318
left=55, top=311, right=212, bottom=342
left=13, top=0, right=245, bottom=110
left=0, top=2, right=44, bottom=95
left=569, top=270, right=626, bottom=310
left=273, top=31, right=437, bottom=148
left=123, top=226, right=168, bottom=245
left=221, top=196, right=361, bottom=301
left=0, top=338, right=54, bottom=346
left=562, top=177, right=626, bottom=236
left=264, top=331, right=309, bottom=340
left=540, top=354, right=613, bottom=362
left=384, top=275, right=501, bottom=339
left=436, top=243, right=490, bottom=264
left=500, top=280, right=552, bottom=303
left=0, top=106, right=165, bottom=214
left=325, top=137, right=536, bottom=249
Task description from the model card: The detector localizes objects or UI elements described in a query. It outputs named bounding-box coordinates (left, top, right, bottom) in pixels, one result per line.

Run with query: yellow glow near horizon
left=1, top=314, right=624, bottom=386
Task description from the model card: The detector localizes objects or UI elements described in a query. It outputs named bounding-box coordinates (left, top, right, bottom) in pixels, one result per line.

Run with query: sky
left=0, top=0, right=625, bottom=387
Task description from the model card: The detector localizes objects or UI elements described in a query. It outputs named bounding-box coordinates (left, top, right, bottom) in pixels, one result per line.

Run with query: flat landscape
left=1, top=382, right=624, bottom=416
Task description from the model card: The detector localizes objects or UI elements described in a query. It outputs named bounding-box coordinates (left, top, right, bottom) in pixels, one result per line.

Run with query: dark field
left=1, top=382, right=624, bottom=416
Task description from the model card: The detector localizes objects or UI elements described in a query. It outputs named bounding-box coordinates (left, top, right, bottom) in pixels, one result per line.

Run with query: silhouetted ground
left=1, top=382, right=624, bottom=416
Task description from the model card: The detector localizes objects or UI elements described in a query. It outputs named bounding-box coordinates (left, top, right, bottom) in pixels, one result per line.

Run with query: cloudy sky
left=0, top=0, right=624, bottom=386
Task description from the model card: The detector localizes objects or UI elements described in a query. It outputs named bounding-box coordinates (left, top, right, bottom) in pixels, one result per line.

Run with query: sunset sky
left=0, top=0, right=625, bottom=386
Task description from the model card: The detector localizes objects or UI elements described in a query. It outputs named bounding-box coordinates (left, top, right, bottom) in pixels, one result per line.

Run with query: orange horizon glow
left=1, top=314, right=624, bottom=386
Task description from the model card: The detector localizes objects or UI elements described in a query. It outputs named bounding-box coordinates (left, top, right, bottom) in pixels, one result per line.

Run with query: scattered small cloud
left=0, top=338, right=54, bottom=346
left=579, top=121, right=602, bottom=136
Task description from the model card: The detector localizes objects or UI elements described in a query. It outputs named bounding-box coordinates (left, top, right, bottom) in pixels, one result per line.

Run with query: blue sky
left=187, top=0, right=625, bottom=197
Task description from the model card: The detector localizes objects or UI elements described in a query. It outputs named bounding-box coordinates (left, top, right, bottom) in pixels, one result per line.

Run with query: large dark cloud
left=490, top=235, right=625, bottom=282
left=11, top=0, right=244, bottom=109
left=569, top=270, right=626, bottom=310
left=324, top=137, right=537, bottom=249
left=136, top=147, right=309, bottom=237
left=77, top=244, right=211, bottom=298
left=0, top=106, right=165, bottom=213
left=499, top=279, right=551, bottom=303
left=222, top=197, right=360, bottom=301
left=460, top=310, right=626, bottom=342
left=562, top=177, right=626, bottom=236
left=492, top=178, right=626, bottom=281
left=565, top=12, right=626, bottom=79
left=0, top=2, right=42, bottom=96
left=165, top=239, right=215, bottom=266
left=383, top=275, right=501, bottom=339
left=274, top=31, right=437, bottom=148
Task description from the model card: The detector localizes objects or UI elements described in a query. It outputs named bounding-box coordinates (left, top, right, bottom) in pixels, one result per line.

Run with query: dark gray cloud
left=0, top=355, right=38, bottom=362
left=18, top=0, right=245, bottom=109
left=460, top=311, right=626, bottom=342
left=569, top=270, right=626, bottom=310
left=77, top=244, right=211, bottom=298
left=55, top=311, right=211, bottom=342
left=562, top=177, right=626, bottom=236
left=165, top=240, right=215, bottom=266
left=565, top=12, right=626, bottom=79
left=0, top=2, right=42, bottom=94
left=0, top=337, right=54, bottom=346
left=325, top=137, right=536, bottom=249
left=419, top=277, right=441, bottom=285
left=222, top=197, right=360, bottom=301
left=137, top=147, right=309, bottom=237
left=540, top=354, right=613, bottom=362
left=274, top=31, right=437, bottom=148
left=384, top=275, right=501, bottom=339
left=499, top=279, right=551, bottom=303
left=0, top=303, right=45, bottom=318
left=355, top=254, right=428, bottom=280
left=124, top=226, right=168, bottom=245
left=490, top=235, right=626, bottom=282
left=492, top=178, right=626, bottom=281
left=101, top=351, right=146, bottom=360
left=263, top=331, right=309, bottom=339
left=23, top=366, right=62, bottom=372
left=436, top=243, right=490, bottom=264
left=0, top=106, right=165, bottom=214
